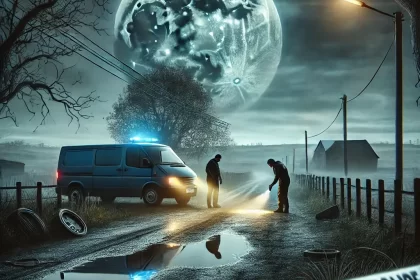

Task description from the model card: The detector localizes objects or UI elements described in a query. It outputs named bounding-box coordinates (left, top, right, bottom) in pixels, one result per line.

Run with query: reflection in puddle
left=44, top=232, right=250, bottom=280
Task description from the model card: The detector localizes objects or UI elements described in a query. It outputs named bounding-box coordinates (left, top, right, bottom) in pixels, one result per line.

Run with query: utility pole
left=305, top=131, right=308, bottom=174
left=342, top=95, right=348, bottom=177
left=395, top=11, right=404, bottom=187
left=293, top=148, right=296, bottom=174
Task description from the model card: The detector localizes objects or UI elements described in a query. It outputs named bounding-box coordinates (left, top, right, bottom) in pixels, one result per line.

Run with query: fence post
left=366, top=179, right=372, bottom=223
left=415, top=178, right=420, bottom=244
left=16, top=182, right=22, bottom=208
left=322, top=177, right=325, bottom=195
left=57, top=186, right=62, bottom=209
left=378, top=180, right=385, bottom=225
left=347, top=178, right=352, bottom=215
left=356, top=178, right=361, bottom=217
left=340, top=178, right=345, bottom=209
left=326, top=176, right=330, bottom=200
left=318, top=176, right=321, bottom=191
left=394, top=179, right=402, bottom=235
left=36, top=182, right=42, bottom=215
left=312, top=175, right=315, bottom=189
left=332, top=177, right=337, bottom=205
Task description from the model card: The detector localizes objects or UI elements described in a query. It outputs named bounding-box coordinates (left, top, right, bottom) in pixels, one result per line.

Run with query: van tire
left=68, top=186, right=85, bottom=206
left=175, top=197, right=190, bottom=206
left=100, top=196, right=116, bottom=204
left=143, top=186, right=163, bottom=206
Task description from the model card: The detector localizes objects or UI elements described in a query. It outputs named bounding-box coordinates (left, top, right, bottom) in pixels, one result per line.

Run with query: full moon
left=114, top=0, right=282, bottom=112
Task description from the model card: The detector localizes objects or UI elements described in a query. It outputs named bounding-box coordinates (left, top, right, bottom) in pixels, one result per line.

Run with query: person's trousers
left=278, top=181, right=290, bottom=211
left=207, top=178, right=219, bottom=206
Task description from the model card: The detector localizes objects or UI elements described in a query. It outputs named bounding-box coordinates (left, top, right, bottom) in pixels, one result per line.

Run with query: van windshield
left=143, top=146, right=184, bottom=165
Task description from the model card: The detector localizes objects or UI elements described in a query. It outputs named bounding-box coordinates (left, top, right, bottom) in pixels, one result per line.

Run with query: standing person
left=206, top=154, right=222, bottom=208
left=205, top=235, right=222, bottom=259
left=267, top=159, right=290, bottom=213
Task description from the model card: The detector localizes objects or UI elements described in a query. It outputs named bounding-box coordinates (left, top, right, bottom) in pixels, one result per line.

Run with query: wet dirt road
left=0, top=176, right=333, bottom=280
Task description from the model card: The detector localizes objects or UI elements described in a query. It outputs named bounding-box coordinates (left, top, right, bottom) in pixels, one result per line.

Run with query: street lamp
left=344, top=0, right=404, bottom=187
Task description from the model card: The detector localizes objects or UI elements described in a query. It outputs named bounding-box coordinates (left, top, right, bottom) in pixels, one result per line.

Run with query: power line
left=307, top=36, right=395, bottom=139
left=307, top=101, right=343, bottom=139
left=347, top=38, right=395, bottom=103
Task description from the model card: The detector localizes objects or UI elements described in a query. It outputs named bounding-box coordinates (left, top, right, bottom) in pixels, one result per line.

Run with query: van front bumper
left=162, top=186, right=197, bottom=198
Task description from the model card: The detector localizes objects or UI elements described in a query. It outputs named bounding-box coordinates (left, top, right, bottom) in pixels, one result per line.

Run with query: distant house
left=0, top=159, right=25, bottom=179
left=311, top=140, right=379, bottom=173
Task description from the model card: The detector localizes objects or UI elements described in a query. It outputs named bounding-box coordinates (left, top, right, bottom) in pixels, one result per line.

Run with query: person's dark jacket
left=206, top=158, right=221, bottom=181
left=271, top=161, right=290, bottom=186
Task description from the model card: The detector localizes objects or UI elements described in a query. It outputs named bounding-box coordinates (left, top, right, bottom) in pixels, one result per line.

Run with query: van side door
left=123, top=146, right=153, bottom=196
left=93, top=147, right=123, bottom=197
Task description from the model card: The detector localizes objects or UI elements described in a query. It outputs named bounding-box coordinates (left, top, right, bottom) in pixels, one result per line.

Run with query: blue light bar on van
left=129, top=136, right=159, bottom=143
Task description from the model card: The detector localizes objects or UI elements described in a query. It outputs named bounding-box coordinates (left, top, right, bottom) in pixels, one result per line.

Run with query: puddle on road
left=44, top=232, right=250, bottom=280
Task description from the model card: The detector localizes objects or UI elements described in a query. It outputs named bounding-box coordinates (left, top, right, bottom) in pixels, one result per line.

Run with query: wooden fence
left=0, top=182, right=62, bottom=215
left=293, top=174, right=420, bottom=242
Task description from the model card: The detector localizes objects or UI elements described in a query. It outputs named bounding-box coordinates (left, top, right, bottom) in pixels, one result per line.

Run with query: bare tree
left=107, top=65, right=233, bottom=159
left=393, top=1, right=420, bottom=104
left=0, top=0, right=111, bottom=129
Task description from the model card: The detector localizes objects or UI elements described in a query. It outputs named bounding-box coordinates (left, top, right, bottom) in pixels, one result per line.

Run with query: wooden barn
left=311, top=140, right=379, bottom=173
left=0, top=159, right=25, bottom=179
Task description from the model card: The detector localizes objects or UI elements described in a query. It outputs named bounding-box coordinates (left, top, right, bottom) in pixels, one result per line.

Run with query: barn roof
left=320, top=140, right=335, bottom=151
left=318, top=140, right=379, bottom=158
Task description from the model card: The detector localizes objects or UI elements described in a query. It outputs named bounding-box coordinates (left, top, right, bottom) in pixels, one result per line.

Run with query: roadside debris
left=3, top=258, right=60, bottom=267
left=315, top=205, right=340, bottom=220
left=6, top=208, right=48, bottom=242
left=55, top=208, right=87, bottom=236
left=303, top=249, right=341, bottom=260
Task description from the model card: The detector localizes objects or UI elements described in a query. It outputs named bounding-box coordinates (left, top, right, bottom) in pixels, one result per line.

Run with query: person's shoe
left=208, top=205, right=212, bottom=208
left=273, top=208, right=283, bottom=213
left=213, top=204, right=221, bottom=208
left=283, top=209, right=289, bottom=214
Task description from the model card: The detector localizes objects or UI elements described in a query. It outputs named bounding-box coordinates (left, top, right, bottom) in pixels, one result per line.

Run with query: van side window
left=95, top=148, right=122, bottom=166
left=64, top=150, right=93, bottom=166
left=126, top=147, right=148, bottom=168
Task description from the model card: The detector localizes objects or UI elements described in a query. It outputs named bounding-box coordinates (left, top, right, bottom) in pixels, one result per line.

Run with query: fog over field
left=1, top=142, right=419, bottom=191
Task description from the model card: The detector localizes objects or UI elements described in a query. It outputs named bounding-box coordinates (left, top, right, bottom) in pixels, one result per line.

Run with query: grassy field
left=291, top=183, right=420, bottom=280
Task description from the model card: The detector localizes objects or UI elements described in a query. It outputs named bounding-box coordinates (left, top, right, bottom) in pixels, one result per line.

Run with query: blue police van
left=56, top=141, right=198, bottom=206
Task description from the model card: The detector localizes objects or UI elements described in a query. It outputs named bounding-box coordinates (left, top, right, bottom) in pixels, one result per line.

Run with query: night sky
left=1, top=0, right=419, bottom=146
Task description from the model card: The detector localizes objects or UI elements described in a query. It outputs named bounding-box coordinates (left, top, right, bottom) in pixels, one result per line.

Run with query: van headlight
left=168, top=177, right=181, bottom=187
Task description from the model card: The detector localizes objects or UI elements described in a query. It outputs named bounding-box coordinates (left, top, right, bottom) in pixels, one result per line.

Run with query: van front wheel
left=175, top=196, right=190, bottom=206
left=143, top=187, right=163, bottom=206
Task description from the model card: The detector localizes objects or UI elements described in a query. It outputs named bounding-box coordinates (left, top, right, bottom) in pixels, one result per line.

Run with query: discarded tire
left=55, top=209, right=87, bottom=236
left=303, top=249, right=341, bottom=260
left=316, top=205, right=340, bottom=220
left=6, top=208, right=48, bottom=241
